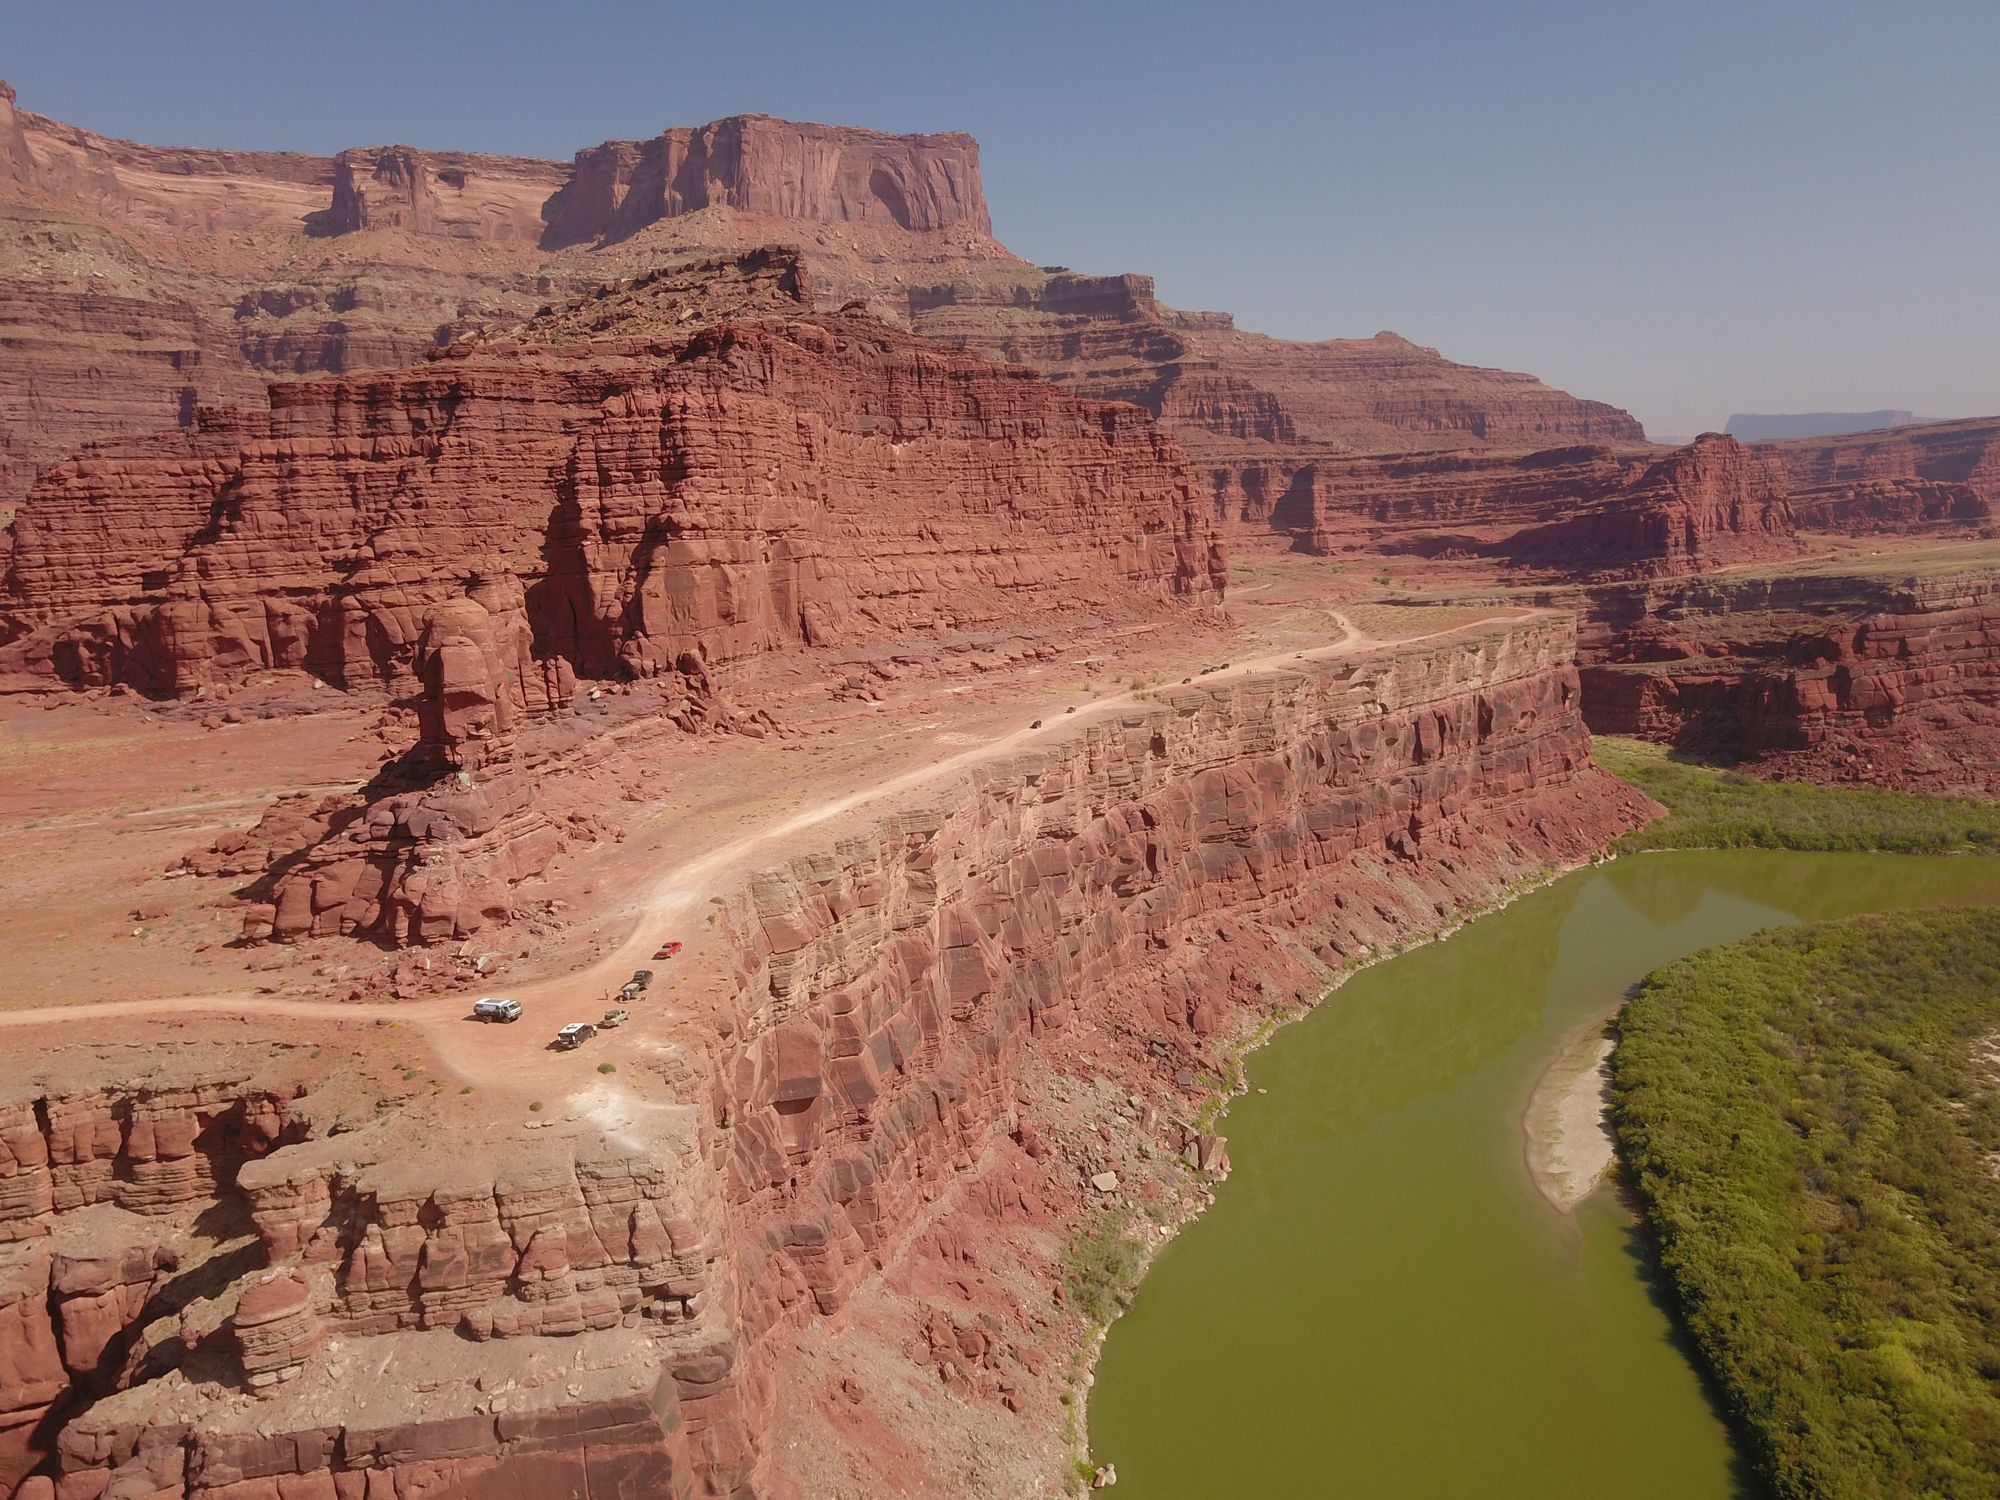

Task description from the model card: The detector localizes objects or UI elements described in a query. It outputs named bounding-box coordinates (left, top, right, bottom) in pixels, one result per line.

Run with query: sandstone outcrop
left=1760, top=416, right=2000, bottom=535
left=0, top=1063, right=303, bottom=1488
left=0, top=81, right=1645, bottom=519
left=324, top=146, right=561, bottom=243
left=8, top=267, right=1221, bottom=944
left=1202, top=432, right=1799, bottom=577
left=1206, top=442, right=1643, bottom=548
left=7, top=619, right=1651, bottom=1497
left=2, top=283, right=1221, bottom=704
left=1577, top=559, right=2000, bottom=790
left=542, top=115, right=992, bottom=247
left=901, top=272, right=1643, bottom=458
left=1495, top=433, right=1798, bottom=577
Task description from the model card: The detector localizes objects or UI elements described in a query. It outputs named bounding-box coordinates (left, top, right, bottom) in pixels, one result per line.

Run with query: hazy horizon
left=9, top=0, right=1995, bottom=438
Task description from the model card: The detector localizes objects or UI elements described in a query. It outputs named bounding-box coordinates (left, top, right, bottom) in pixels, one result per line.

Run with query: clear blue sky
left=10, top=0, right=1996, bottom=436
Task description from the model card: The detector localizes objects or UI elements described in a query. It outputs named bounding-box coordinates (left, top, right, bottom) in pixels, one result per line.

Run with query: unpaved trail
left=2, top=610, right=1512, bottom=1086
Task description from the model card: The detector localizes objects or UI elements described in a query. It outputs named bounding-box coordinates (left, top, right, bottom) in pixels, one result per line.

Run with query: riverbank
left=1086, top=850, right=2000, bottom=1497
left=1066, top=854, right=1613, bottom=1481
left=1615, top=908, right=2000, bottom=1497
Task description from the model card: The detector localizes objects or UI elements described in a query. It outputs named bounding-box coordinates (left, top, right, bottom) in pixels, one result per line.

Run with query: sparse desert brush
left=1061, top=1208, right=1147, bottom=1327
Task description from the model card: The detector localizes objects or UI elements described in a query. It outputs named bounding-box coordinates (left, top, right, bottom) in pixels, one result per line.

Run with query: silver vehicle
left=472, top=997, right=522, bottom=1023
left=601, top=1007, right=630, bottom=1029
left=553, top=1022, right=597, bottom=1050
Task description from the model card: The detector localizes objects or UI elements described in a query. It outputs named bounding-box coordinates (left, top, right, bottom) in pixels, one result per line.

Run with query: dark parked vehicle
left=553, top=1022, right=597, bottom=1050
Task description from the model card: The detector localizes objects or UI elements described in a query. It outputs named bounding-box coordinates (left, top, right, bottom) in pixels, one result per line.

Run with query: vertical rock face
left=903, top=277, right=1643, bottom=458
left=2, top=298, right=1222, bottom=702
left=1577, top=567, right=2000, bottom=790
left=324, top=145, right=565, bottom=243
left=1496, top=433, right=1797, bottom=575
left=1202, top=433, right=1797, bottom=577
left=1760, top=416, right=2000, bottom=534
left=712, top=618, right=1649, bottom=1354
left=541, top=115, right=992, bottom=246
left=1208, top=442, right=1642, bottom=546
left=0, top=81, right=1647, bottom=521
left=7, top=619, right=1652, bottom=1499
left=0, top=1068, right=301, bottom=1488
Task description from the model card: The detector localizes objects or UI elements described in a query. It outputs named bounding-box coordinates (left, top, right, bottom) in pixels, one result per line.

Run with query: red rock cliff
left=5, top=617, right=1652, bottom=1499
left=1494, top=433, right=1798, bottom=576
left=1578, top=562, right=2000, bottom=790
left=1761, top=416, right=2000, bottom=534
left=543, top=115, right=992, bottom=246
left=2, top=301, right=1223, bottom=701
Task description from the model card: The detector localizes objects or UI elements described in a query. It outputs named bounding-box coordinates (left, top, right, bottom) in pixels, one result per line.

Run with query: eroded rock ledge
left=3, top=616, right=1651, bottom=1499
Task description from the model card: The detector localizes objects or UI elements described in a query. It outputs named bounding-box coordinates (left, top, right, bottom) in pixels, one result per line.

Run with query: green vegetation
left=596, top=1061, right=617, bottom=1074
left=1612, top=909, right=2000, bottom=1498
left=1061, top=1208, right=1147, bottom=1327
left=1596, top=736, right=2000, bottom=855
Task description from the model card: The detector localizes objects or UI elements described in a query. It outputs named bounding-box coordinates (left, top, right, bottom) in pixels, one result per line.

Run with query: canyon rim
left=3, top=25, right=1997, bottom=1500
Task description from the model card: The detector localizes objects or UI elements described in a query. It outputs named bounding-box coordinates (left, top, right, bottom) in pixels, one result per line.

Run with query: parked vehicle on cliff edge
left=553, top=1022, right=597, bottom=1050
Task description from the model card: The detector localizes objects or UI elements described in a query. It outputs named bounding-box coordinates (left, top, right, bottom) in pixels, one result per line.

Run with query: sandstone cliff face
left=903, top=274, right=1643, bottom=458
left=1578, top=566, right=2000, bottom=790
left=1206, top=442, right=1642, bottom=548
left=0, top=81, right=1646, bottom=521
left=325, top=146, right=563, bottom=243
left=1761, top=417, right=2000, bottom=535
left=1207, top=432, right=1799, bottom=578
left=4, top=618, right=1651, bottom=1499
left=709, top=617, right=1645, bottom=1356
left=1495, top=432, right=1798, bottom=577
left=6, top=284, right=1223, bottom=948
left=543, top=116, right=991, bottom=247
left=0, top=1064, right=301, bottom=1487
left=1171, top=328, right=1645, bottom=453
left=2, top=304, right=1222, bottom=703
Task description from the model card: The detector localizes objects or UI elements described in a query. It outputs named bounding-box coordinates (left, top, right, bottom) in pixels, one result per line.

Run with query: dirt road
left=1, top=610, right=1506, bottom=1090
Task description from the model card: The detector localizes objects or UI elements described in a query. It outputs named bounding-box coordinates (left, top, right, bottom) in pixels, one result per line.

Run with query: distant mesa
left=1725, top=411, right=1914, bottom=443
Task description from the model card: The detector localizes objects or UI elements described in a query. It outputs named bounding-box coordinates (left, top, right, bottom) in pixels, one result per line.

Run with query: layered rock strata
left=1494, top=432, right=1798, bottom=576
left=1201, top=431, right=1799, bottom=577
left=2, top=294, right=1222, bottom=702
left=1761, top=416, right=2000, bottom=535
left=900, top=273, right=1643, bottom=456
left=1577, top=562, right=2000, bottom=789
left=0, top=1063, right=302, bottom=1487
left=542, top=115, right=991, bottom=246
left=0, top=79, right=1644, bottom=517
left=6, top=617, right=1652, bottom=1497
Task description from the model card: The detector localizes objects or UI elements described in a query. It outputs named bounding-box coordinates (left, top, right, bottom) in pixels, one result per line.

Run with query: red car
left=652, top=941, right=684, bottom=960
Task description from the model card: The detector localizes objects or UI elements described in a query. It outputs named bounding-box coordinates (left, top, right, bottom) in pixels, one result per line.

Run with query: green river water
left=1088, top=850, right=2000, bottom=1498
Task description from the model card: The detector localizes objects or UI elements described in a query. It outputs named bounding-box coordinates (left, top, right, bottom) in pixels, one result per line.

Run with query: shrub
left=1595, top=736, right=2000, bottom=855
left=1613, top=909, right=2000, bottom=1498
left=1062, top=1208, right=1147, bottom=1327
